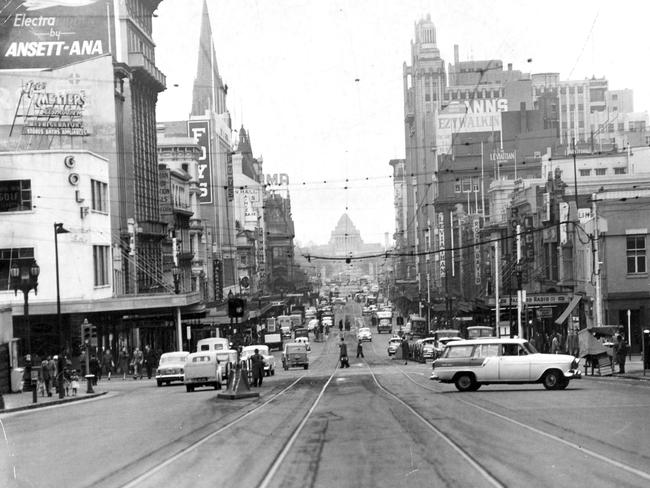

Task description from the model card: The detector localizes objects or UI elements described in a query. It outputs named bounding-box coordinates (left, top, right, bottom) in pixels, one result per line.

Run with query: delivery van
left=196, top=337, right=230, bottom=352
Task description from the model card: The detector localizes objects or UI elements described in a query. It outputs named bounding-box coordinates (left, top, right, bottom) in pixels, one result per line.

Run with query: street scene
left=2, top=0, right=650, bottom=487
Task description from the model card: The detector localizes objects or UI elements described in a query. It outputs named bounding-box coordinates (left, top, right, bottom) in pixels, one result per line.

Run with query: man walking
left=339, top=337, right=349, bottom=368
left=250, top=348, right=265, bottom=387
left=613, top=335, right=628, bottom=374
left=356, top=340, right=364, bottom=358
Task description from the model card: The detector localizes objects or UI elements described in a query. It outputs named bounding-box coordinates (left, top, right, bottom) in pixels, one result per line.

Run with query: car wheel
left=543, top=370, right=562, bottom=390
left=304, top=365, right=308, bottom=370
left=271, top=368, right=275, bottom=376
left=557, top=378, right=569, bottom=390
left=454, top=373, right=476, bottom=392
left=156, top=380, right=162, bottom=387
left=185, top=385, right=193, bottom=392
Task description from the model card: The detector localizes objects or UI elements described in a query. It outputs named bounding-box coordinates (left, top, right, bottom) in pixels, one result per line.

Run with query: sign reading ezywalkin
left=0, top=0, right=112, bottom=70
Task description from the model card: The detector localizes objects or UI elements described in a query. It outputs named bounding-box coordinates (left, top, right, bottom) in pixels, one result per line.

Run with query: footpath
left=580, top=353, right=650, bottom=381
left=0, top=376, right=156, bottom=414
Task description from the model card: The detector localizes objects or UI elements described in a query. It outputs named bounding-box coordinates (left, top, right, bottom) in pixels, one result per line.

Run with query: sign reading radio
left=0, top=0, right=113, bottom=70
left=188, top=120, right=213, bottom=204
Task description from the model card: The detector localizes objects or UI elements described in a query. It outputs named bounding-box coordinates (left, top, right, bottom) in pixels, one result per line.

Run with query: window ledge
left=625, top=273, right=648, bottom=279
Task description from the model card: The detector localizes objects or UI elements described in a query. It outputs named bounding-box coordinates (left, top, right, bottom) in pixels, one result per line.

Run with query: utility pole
left=494, top=239, right=500, bottom=337
left=516, top=224, right=523, bottom=338
left=592, top=193, right=603, bottom=328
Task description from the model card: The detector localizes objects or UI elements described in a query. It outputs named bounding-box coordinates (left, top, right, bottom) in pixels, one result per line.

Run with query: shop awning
left=554, top=295, right=581, bottom=325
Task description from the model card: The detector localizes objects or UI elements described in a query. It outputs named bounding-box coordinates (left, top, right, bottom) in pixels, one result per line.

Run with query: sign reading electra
left=0, top=0, right=113, bottom=70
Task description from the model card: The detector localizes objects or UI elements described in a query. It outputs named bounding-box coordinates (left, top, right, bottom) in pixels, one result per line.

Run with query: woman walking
left=119, top=347, right=130, bottom=380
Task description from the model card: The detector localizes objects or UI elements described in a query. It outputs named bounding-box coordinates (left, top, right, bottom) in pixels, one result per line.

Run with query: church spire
left=191, top=0, right=227, bottom=116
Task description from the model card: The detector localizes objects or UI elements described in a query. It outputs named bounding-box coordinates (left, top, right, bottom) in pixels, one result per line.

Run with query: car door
left=472, top=344, right=500, bottom=381
left=498, top=344, right=532, bottom=381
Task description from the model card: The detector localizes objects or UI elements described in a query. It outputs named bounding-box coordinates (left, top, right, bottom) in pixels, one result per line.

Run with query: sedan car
left=430, top=338, right=581, bottom=391
left=433, top=336, right=463, bottom=359
left=294, top=336, right=311, bottom=351
left=241, top=345, right=276, bottom=376
left=387, top=337, right=403, bottom=356
left=416, top=338, right=437, bottom=360
left=155, top=351, right=189, bottom=386
left=357, top=327, right=372, bottom=342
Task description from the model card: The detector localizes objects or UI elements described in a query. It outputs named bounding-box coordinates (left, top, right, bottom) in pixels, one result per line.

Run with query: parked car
left=183, top=351, right=223, bottom=392
left=415, top=338, right=437, bottom=360
left=430, top=338, right=581, bottom=392
left=240, top=345, right=276, bottom=376
left=155, top=351, right=189, bottom=387
left=387, top=337, right=402, bottom=356
left=357, top=327, right=372, bottom=342
left=282, top=342, right=309, bottom=370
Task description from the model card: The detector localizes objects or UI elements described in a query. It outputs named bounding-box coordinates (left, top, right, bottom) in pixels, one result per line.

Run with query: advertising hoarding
left=0, top=0, right=113, bottom=70
left=188, top=120, right=213, bottom=204
left=0, top=54, right=115, bottom=151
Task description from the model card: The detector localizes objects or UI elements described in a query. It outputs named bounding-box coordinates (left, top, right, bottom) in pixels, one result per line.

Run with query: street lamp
left=54, top=223, right=70, bottom=352
left=10, top=260, right=40, bottom=356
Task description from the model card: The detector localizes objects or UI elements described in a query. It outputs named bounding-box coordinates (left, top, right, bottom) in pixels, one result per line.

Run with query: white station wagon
left=430, top=338, right=581, bottom=391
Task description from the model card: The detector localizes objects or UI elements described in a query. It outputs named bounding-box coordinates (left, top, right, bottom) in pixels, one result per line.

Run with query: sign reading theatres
left=0, top=0, right=113, bottom=70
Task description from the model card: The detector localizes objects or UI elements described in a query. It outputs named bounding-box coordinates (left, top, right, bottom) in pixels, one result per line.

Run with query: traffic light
left=228, top=298, right=245, bottom=318
left=81, top=319, right=97, bottom=347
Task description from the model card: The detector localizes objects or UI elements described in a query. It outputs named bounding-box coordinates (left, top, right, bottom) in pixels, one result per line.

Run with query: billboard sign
left=0, top=0, right=113, bottom=70
left=188, top=120, right=212, bottom=204
left=436, top=99, right=506, bottom=155
left=158, top=168, right=172, bottom=216
left=0, top=55, right=115, bottom=151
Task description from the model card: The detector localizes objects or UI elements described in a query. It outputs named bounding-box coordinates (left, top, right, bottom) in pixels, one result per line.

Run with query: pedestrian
left=89, top=355, right=100, bottom=385
left=41, top=356, right=53, bottom=397
left=551, top=333, right=560, bottom=354
left=339, top=337, right=349, bottom=368
left=102, top=348, right=114, bottom=381
left=22, top=355, right=32, bottom=393
left=132, top=347, right=143, bottom=379
left=70, top=371, right=80, bottom=396
left=119, top=347, right=130, bottom=380
left=250, top=348, right=265, bottom=387
left=339, top=319, right=343, bottom=332
left=56, top=354, right=65, bottom=398
left=613, top=335, right=628, bottom=374
left=144, top=345, right=155, bottom=379
left=401, top=338, right=409, bottom=365
left=356, top=340, right=364, bottom=358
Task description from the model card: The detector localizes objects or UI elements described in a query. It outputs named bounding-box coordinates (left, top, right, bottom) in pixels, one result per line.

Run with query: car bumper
left=156, top=374, right=184, bottom=382
left=564, top=369, right=582, bottom=379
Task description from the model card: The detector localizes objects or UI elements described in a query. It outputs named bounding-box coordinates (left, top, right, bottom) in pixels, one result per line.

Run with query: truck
left=376, top=310, right=393, bottom=334
left=263, top=333, right=283, bottom=351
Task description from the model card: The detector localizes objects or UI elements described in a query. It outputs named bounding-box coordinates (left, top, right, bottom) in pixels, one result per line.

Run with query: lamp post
left=10, top=260, right=40, bottom=356
left=516, top=261, right=523, bottom=339
left=54, top=223, right=70, bottom=352
left=172, top=264, right=182, bottom=350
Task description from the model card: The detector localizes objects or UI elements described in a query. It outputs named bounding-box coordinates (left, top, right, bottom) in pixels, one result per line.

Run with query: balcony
left=128, top=52, right=166, bottom=92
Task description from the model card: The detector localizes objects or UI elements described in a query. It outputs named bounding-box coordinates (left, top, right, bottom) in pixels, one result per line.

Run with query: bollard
left=85, top=374, right=95, bottom=394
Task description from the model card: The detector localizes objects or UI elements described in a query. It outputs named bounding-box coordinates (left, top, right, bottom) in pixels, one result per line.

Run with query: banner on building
left=0, top=0, right=113, bottom=70
left=438, top=212, right=446, bottom=278
left=159, top=168, right=172, bottom=216
left=188, top=120, right=213, bottom=204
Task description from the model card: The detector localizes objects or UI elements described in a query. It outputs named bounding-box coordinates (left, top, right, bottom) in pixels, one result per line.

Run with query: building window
left=0, top=247, right=34, bottom=290
left=614, top=167, right=627, bottom=175
left=93, top=245, right=110, bottom=286
left=0, top=180, right=31, bottom=212
left=612, top=94, right=618, bottom=101
left=626, top=235, right=646, bottom=274
left=618, top=123, right=625, bottom=132
left=454, top=181, right=461, bottom=193
left=595, top=168, right=606, bottom=176
left=91, top=179, right=108, bottom=213
left=579, top=169, right=591, bottom=177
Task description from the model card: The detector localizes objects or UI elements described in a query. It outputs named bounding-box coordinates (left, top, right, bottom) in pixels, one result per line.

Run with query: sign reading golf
left=0, top=0, right=113, bottom=70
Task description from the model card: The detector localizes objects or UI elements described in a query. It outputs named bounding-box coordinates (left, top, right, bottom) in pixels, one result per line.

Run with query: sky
left=153, top=0, right=650, bottom=248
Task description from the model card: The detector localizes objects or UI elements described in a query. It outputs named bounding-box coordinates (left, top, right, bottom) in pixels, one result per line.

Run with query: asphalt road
left=2, top=302, right=649, bottom=487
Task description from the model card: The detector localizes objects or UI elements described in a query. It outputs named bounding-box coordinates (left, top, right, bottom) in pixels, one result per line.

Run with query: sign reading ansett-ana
left=0, top=0, right=112, bottom=70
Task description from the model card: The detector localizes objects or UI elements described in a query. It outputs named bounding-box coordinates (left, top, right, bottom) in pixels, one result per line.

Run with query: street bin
left=11, top=367, right=24, bottom=392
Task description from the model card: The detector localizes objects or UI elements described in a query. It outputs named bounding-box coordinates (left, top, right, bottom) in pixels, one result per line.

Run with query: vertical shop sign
left=473, top=216, right=481, bottom=285
left=188, top=120, right=212, bottom=204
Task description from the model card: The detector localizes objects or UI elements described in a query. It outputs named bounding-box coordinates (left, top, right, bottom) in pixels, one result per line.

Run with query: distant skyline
left=153, top=0, right=650, bottom=247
